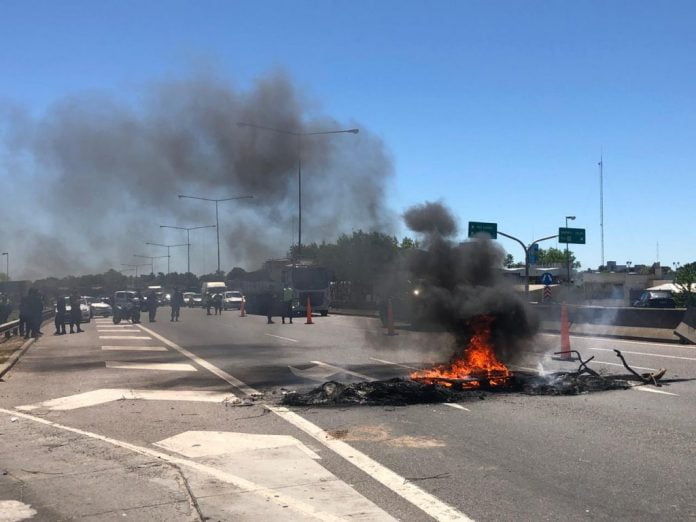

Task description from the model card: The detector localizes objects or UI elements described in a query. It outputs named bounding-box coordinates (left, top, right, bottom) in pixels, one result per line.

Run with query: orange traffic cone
left=305, top=296, right=314, bottom=324
left=559, top=303, right=572, bottom=360
left=240, top=299, right=246, bottom=317
left=386, top=299, right=396, bottom=336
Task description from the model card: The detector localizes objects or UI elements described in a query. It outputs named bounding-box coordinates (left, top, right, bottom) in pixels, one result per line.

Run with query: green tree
left=674, top=262, right=696, bottom=307
left=537, top=247, right=581, bottom=268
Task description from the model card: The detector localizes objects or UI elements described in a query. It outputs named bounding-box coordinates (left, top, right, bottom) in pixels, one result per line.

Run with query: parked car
left=186, top=293, right=203, bottom=307
left=223, top=291, right=244, bottom=310
left=633, top=290, right=676, bottom=308
left=84, top=296, right=112, bottom=317
left=56, top=297, right=91, bottom=323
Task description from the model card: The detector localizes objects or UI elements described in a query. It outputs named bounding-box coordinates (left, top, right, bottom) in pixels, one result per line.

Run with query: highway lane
left=140, top=307, right=696, bottom=521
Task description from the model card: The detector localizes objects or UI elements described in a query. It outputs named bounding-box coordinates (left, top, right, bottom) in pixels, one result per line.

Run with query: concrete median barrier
left=674, top=307, right=696, bottom=344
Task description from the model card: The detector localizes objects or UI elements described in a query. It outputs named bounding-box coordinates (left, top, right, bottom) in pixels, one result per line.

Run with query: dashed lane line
left=589, top=347, right=696, bottom=362
left=0, top=408, right=349, bottom=521
left=632, top=386, right=679, bottom=396
left=135, top=323, right=472, bottom=522
left=265, top=333, right=299, bottom=343
left=310, top=360, right=376, bottom=381
left=369, top=357, right=422, bottom=371
left=99, top=335, right=152, bottom=340
left=444, top=403, right=471, bottom=412
left=105, top=361, right=197, bottom=372
left=101, top=345, right=168, bottom=352
left=537, top=332, right=690, bottom=349
left=589, top=360, right=657, bottom=371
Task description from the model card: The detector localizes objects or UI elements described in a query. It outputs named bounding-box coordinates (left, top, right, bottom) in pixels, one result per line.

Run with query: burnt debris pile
left=281, top=374, right=632, bottom=407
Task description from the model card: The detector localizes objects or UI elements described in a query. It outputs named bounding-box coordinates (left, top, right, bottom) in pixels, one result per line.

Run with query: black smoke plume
left=404, top=201, right=539, bottom=364
left=0, top=70, right=393, bottom=279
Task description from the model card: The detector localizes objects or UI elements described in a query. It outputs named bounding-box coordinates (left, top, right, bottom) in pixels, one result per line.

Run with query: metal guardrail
left=1, top=308, right=55, bottom=338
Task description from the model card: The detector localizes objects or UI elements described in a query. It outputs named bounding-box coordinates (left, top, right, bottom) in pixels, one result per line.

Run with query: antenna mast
left=599, top=155, right=604, bottom=266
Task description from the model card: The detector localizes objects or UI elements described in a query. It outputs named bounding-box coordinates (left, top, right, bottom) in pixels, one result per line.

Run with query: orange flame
left=410, top=315, right=511, bottom=388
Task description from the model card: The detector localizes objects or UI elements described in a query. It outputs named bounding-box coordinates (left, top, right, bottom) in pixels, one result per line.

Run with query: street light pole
left=1, top=252, right=7, bottom=281
left=497, top=231, right=559, bottom=300
left=177, top=196, right=253, bottom=274
left=121, top=263, right=149, bottom=279
left=133, top=254, right=169, bottom=275
left=160, top=225, right=216, bottom=274
left=236, top=121, right=359, bottom=256
left=145, top=243, right=188, bottom=274
left=565, top=216, right=576, bottom=284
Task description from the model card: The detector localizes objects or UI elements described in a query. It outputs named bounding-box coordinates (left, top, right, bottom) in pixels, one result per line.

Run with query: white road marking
left=137, top=325, right=473, bottom=521
left=265, top=333, right=299, bottom=343
left=155, top=431, right=395, bottom=520
left=99, top=335, right=151, bottom=340
left=369, top=357, right=422, bottom=371
left=136, top=324, right=261, bottom=396
left=16, top=389, right=236, bottom=411
left=105, top=361, right=197, bottom=372
left=444, top=403, right=471, bottom=412
left=0, top=408, right=353, bottom=521
left=269, top=406, right=472, bottom=522
left=537, top=332, right=686, bottom=349
left=96, top=329, right=141, bottom=333
left=310, top=360, right=375, bottom=381
left=590, top=360, right=657, bottom=371
left=0, top=500, right=37, bottom=521
left=101, top=345, right=168, bottom=352
left=589, top=347, right=696, bottom=362
left=632, top=386, right=679, bottom=396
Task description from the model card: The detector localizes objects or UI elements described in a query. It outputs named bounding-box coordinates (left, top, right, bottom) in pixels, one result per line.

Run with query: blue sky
left=3, top=0, right=695, bottom=270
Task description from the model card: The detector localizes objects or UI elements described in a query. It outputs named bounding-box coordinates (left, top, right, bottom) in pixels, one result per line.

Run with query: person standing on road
left=147, top=290, right=158, bottom=323
left=26, top=288, right=43, bottom=338
left=69, top=292, right=84, bottom=334
left=205, top=294, right=213, bottom=315
left=213, top=293, right=223, bottom=315
left=281, top=285, right=294, bottom=324
left=170, top=288, right=183, bottom=322
left=265, top=291, right=277, bottom=324
left=54, top=296, right=66, bottom=335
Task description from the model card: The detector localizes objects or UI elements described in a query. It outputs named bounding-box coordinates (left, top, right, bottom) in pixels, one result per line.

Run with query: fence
left=1, top=308, right=55, bottom=339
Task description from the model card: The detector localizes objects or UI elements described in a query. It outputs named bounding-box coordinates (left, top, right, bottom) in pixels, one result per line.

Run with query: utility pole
left=1, top=252, right=8, bottom=281
left=599, top=156, right=605, bottom=266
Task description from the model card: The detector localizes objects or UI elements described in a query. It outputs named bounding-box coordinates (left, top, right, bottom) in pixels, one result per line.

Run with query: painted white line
left=589, top=347, right=696, bottom=362
left=537, top=332, right=686, bottom=349
left=369, top=357, right=422, bottom=371
left=310, top=360, right=375, bottom=381
left=17, top=389, right=237, bottom=411
left=590, top=360, right=657, bottom=371
left=632, top=386, right=678, bottom=396
left=99, top=335, right=152, bottom=340
left=136, top=325, right=472, bottom=521
left=444, top=403, right=471, bottom=412
left=265, top=333, right=299, bottom=343
left=136, top=324, right=261, bottom=396
left=508, top=365, right=542, bottom=374
left=268, top=406, right=471, bottom=521
left=101, top=345, right=168, bottom=352
left=97, top=329, right=141, bottom=333
left=0, top=408, right=349, bottom=521
left=105, top=361, right=197, bottom=372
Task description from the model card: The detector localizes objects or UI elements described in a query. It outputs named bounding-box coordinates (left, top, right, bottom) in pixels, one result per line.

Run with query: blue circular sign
left=540, top=272, right=554, bottom=285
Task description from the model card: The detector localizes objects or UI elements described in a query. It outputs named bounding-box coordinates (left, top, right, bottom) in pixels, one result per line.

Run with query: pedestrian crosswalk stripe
left=105, top=361, right=197, bottom=372
left=101, top=346, right=168, bottom=352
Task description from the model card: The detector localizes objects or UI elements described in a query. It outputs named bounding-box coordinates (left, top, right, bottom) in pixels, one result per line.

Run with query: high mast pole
left=599, top=155, right=605, bottom=266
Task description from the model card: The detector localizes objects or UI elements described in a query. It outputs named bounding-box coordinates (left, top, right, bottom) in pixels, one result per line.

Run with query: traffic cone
left=559, top=303, right=572, bottom=360
left=240, top=299, right=246, bottom=317
left=386, top=299, right=396, bottom=336
left=305, top=296, right=314, bottom=325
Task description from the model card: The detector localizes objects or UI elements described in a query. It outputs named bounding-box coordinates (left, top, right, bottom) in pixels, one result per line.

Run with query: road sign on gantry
left=559, top=227, right=586, bottom=244
left=468, top=221, right=497, bottom=239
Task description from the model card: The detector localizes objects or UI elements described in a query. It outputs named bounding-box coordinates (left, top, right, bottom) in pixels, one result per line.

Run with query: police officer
left=170, top=288, right=183, bottom=322
left=281, top=285, right=294, bottom=324
left=213, top=293, right=223, bottom=315
left=69, top=292, right=84, bottom=334
left=54, top=295, right=66, bottom=335
left=147, top=290, right=158, bottom=322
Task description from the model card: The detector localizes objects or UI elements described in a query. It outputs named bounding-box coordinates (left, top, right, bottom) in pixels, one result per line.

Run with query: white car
left=223, top=291, right=244, bottom=310
left=84, top=296, right=112, bottom=317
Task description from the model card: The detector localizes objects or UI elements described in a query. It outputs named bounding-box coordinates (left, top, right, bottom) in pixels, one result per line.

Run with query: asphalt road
left=0, top=307, right=694, bottom=521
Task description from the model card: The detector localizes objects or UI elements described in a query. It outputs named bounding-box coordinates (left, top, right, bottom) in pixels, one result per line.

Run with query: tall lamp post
left=1, top=252, right=7, bottom=281
left=565, top=216, right=576, bottom=283
left=159, top=224, right=216, bottom=274
left=177, top=195, right=253, bottom=274
left=133, top=254, right=169, bottom=275
left=236, top=121, right=359, bottom=256
left=144, top=243, right=188, bottom=274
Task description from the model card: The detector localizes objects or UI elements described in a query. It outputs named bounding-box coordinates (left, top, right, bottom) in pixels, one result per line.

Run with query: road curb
left=0, top=337, right=35, bottom=379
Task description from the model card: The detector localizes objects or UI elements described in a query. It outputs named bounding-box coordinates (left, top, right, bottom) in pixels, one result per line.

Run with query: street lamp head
left=566, top=216, right=576, bottom=220
left=346, top=129, right=360, bottom=134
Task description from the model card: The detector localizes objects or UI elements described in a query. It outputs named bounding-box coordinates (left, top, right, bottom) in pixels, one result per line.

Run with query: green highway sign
left=468, top=221, right=498, bottom=239
left=559, top=227, right=586, bottom=244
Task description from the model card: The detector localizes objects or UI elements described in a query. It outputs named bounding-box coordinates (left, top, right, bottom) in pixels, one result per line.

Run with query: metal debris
left=613, top=349, right=667, bottom=386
